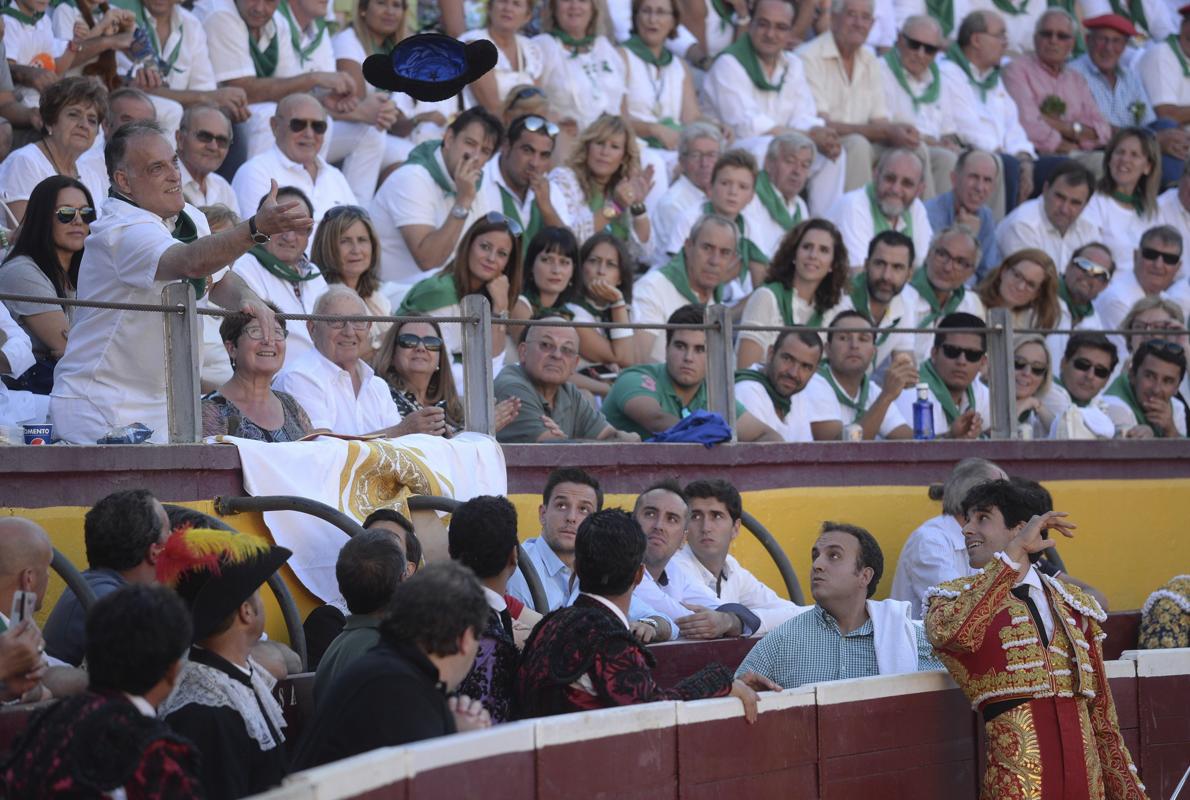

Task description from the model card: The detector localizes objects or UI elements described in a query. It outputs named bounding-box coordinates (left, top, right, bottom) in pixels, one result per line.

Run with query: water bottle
left=913, top=382, right=935, bottom=440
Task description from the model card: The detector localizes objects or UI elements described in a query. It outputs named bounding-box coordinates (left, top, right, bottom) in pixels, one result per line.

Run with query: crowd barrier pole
left=704, top=303, right=737, bottom=438
left=163, top=282, right=201, bottom=444
left=985, top=308, right=1017, bottom=441
left=461, top=294, right=495, bottom=436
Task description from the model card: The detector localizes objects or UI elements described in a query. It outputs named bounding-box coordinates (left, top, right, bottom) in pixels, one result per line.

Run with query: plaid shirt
left=735, top=605, right=942, bottom=689
left=1068, top=54, right=1156, bottom=129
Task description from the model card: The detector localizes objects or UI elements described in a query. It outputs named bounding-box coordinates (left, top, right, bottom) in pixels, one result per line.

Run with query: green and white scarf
left=884, top=48, right=941, bottom=110
left=754, top=171, right=802, bottom=231
left=920, top=357, right=973, bottom=424
left=719, top=34, right=784, bottom=92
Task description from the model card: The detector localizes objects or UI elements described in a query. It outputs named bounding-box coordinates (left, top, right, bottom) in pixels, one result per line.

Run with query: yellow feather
left=180, top=529, right=271, bottom=564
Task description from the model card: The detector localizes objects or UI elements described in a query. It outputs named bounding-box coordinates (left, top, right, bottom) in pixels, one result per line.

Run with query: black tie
left=499, top=608, right=514, bottom=640
left=1011, top=585, right=1049, bottom=648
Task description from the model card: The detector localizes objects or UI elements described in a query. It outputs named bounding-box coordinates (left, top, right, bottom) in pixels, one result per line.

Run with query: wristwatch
left=248, top=215, right=270, bottom=244
left=450, top=203, right=470, bottom=220
left=1072, top=122, right=1084, bottom=138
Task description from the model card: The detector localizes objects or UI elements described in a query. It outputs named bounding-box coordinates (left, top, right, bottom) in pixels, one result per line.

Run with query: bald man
left=0, top=518, right=52, bottom=700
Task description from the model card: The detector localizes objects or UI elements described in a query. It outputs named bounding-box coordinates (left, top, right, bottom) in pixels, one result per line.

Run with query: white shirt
left=833, top=289, right=915, bottom=376
left=534, top=34, right=625, bottom=131
left=828, top=186, right=933, bottom=270
left=1100, top=387, right=1189, bottom=437
left=939, top=57, right=1036, bottom=157
left=878, top=56, right=963, bottom=139
left=229, top=251, right=327, bottom=366
left=736, top=284, right=842, bottom=358
left=742, top=185, right=808, bottom=257
left=203, top=0, right=296, bottom=84
left=2, top=12, right=67, bottom=106
left=273, top=347, right=401, bottom=434
left=701, top=48, right=825, bottom=141
left=890, top=514, right=975, bottom=619
left=0, top=143, right=109, bottom=211
left=459, top=27, right=543, bottom=109
left=995, top=196, right=1099, bottom=273
left=1002, top=556, right=1055, bottom=643
left=634, top=563, right=727, bottom=633
left=232, top=144, right=357, bottom=228
left=1139, top=33, right=1190, bottom=108
left=1080, top=193, right=1161, bottom=275
left=735, top=370, right=841, bottom=442
left=0, top=302, right=43, bottom=426
left=180, top=162, right=240, bottom=216
left=51, top=197, right=222, bottom=443
left=622, top=44, right=687, bottom=130
left=1159, top=187, right=1190, bottom=251
left=670, top=546, right=809, bottom=634
left=630, top=264, right=715, bottom=363
left=476, top=155, right=537, bottom=231
left=964, top=0, right=1046, bottom=57
left=892, top=369, right=991, bottom=438
left=652, top=176, right=706, bottom=262
left=1093, top=269, right=1190, bottom=359
left=820, top=368, right=910, bottom=438
left=114, top=4, right=216, bottom=91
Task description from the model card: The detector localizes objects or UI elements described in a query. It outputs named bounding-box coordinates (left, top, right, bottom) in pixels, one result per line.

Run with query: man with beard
left=901, top=227, right=987, bottom=363
left=476, top=114, right=564, bottom=247
left=818, top=311, right=914, bottom=440
left=894, top=311, right=990, bottom=439
left=743, top=132, right=815, bottom=255
left=925, top=149, right=1001, bottom=281
left=828, top=148, right=933, bottom=271
left=1102, top=338, right=1188, bottom=438
left=838, top=230, right=916, bottom=375
left=734, top=328, right=842, bottom=441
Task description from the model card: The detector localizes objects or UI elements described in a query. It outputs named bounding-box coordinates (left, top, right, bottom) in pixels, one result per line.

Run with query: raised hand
left=1005, top=511, right=1076, bottom=575
left=254, top=180, right=314, bottom=238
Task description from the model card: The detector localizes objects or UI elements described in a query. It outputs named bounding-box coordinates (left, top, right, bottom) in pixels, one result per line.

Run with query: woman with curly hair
left=975, top=248, right=1062, bottom=332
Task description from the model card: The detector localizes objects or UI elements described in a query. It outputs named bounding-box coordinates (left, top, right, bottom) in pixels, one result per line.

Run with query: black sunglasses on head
left=1070, top=357, right=1111, bottom=379
left=940, top=343, right=985, bottom=363
left=902, top=34, right=939, bottom=55
left=1014, top=358, right=1047, bottom=377
left=288, top=117, right=328, bottom=134
left=397, top=333, right=444, bottom=351
left=55, top=206, right=96, bottom=224
left=1141, top=338, right=1186, bottom=355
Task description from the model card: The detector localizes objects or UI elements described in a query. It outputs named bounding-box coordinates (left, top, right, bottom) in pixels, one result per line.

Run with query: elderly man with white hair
left=743, top=132, right=815, bottom=255
left=274, top=285, right=444, bottom=436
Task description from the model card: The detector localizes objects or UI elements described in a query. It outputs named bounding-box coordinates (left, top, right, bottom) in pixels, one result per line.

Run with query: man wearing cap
left=157, top=527, right=293, bottom=799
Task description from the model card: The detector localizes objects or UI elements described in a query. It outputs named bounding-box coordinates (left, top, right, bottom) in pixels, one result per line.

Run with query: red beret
left=1082, top=13, right=1138, bottom=36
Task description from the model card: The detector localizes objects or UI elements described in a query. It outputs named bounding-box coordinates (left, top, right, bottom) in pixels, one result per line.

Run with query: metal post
left=163, top=282, right=201, bottom=443
left=461, top=294, right=495, bottom=435
left=704, top=303, right=737, bottom=438
left=986, top=308, right=1016, bottom=440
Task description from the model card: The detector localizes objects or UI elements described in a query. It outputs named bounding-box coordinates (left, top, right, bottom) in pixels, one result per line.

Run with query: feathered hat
left=362, top=33, right=498, bottom=102
left=157, top=527, right=292, bottom=642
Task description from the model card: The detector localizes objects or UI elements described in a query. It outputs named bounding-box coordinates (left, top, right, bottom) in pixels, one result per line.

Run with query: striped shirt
left=1068, top=54, right=1155, bottom=129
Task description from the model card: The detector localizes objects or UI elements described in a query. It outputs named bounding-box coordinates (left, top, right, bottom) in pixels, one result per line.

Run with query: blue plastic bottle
left=913, top=382, right=935, bottom=440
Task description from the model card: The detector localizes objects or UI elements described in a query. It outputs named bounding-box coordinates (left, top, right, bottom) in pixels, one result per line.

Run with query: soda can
left=843, top=423, right=864, bottom=442
left=23, top=424, right=53, bottom=445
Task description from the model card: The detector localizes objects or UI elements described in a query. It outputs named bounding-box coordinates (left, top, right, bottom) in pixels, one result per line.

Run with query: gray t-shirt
left=494, top=362, right=609, bottom=443
left=0, top=255, right=72, bottom=356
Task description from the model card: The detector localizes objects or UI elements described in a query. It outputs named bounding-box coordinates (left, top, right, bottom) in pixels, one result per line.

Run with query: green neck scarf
left=0, top=4, right=43, bottom=24
left=248, top=25, right=280, bottom=77
left=754, top=171, right=801, bottom=231
left=589, top=188, right=629, bottom=240
left=709, top=0, right=733, bottom=33
left=865, top=183, right=912, bottom=238
left=398, top=269, right=459, bottom=314
left=524, top=286, right=575, bottom=319
left=661, top=252, right=722, bottom=305
left=924, top=0, right=954, bottom=36
left=1110, top=189, right=1143, bottom=215
left=550, top=28, right=595, bottom=57
left=279, top=0, right=327, bottom=65
left=623, top=34, right=672, bottom=67
left=702, top=202, right=769, bottom=279
left=1167, top=35, right=1190, bottom=77
left=735, top=367, right=790, bottom=416
left=498, top=183, right=542, bottom=248
left=920, top=358, right=973, bottom=424
left=720, top=34, right=784, bottom=92
left=574, top=298, right=611, bottom=320
left=250, top=245, right=321, bottom=284
left=1106, top=373, right=1161, bottom=435
left=1111, top=0, right=1150, bottom=36
left=112, top=0, right=183, bottom=71
left=765, top=280, right=822, bottom=329
left=818, top=364, right=871, bottom=415
left=947, top=43, right=999, bottom=101
left=990, top=0, right=1029, bottom=15
left=848, top=274, right=898, bottom=345
left=404, top=140, right=478, bottom=197
left=909, top=267, right=963, bottom=328
left=1058, top=278, right=1093, bottom=324
left=644, top=118, right=681, bottom=149
left=884, top=48, right=941, bottom=110
left=170, top=208, right=207, bottom=301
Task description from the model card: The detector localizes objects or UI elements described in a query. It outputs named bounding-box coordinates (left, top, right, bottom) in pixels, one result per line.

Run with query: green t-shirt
left=602, top=363, right=747, bottom=439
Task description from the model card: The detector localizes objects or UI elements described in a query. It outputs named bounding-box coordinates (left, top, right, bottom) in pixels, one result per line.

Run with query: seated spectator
left=1047, top=243, right=1114, bottom=364
left=512, top=226, right=579, bottom=321
left=449, top=496, right=522, bottom=723
left=827, top=148, right=933, bottom=272
left=995, top=161, right=1098, bottom=271
left=534, top=0, right=622, bottom=131
left=292, top=562, right=492, bottom=769
left=634, top=213, right=736, bottom=364
left=671, top=479, right=808, bottom=634
left=1013, top=334, right=1060, bottom=439
left=652, top=123, right=722, bottom=261
left=310, top=204, right=391, bottom=359
left=0, top=176, right=92, bottom=393
left=1095, top=225, right=1186, bottom=336
left=516, top=508, right=776, bottom=719
left=692, top=149, right=769, bottom=304
left=177, top=104, right=241, bottom=215
left=43, top=489, right=170, bottom=666
left=1121, top=297, right=1190, bottom=360
left=975, top=248, right=1062, bottom=332
left=924, top=149, right=1001, bottom=281
left=364, top=508, right=422, bottom=579
left=620, top=0, right=700, bottom=154
left=462, top=0, right=544, bottom=116
left=2, top=1, right=112, bottom=115
left=737, top=521, right=942, bottom=687
left=743, top=132, right=814, bottom=256
left=1081, top=127, right=1163, bottom=272
left=373, top=319, right=463, bottom=436
left=819, top=311, right=914, bottom=439
left=890, top=457, right=1006, bottom=617
left=1138, top=574, right=1189, bottom=649
left=604, top=304, right=780, bottom=442
left=0, top=304, right=45, bottom=426
left=2, top=585, right=202, bottom=798
left=736, top=328, right=843, bottom=442
left=736, top=218, right=850, bottom=369
left=73, top=86, right=158, bottom=179
left=568, top=232, right=637, bottom=389
left=313, top=529, right=406, bottom=702
left=835, top=230, right=915, bottom=376
left=1102, top=337, right=1188, bottom=438
left=476, top=114, right=561, bottom=250
left=0, top=77, right=108, bottom=223
left=1139, top=8, right=1190, bottom=141
left=203, top=308, right=314, bottom=441
left=903, top=226, right=987, bottom=363
left=895, top=311, right=991, bottom=439
left=1050, top=333, right=1118, bottom=435
left=495, top=317, right=641, bottom=442
left=0, top=518, right=53, bottom=696
left=0, top=43, right=30, bottom=159
left=1161, top=162, right=1190, bottom=246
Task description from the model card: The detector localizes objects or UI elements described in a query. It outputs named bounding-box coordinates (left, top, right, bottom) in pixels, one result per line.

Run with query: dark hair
left=634, top=478, right=688, bottom=514
left=372, top=318, right=464, bottom=427
left=631, top=0, right=680, bottom=34
left=85, top=584, right=192, bottom=695
left=574, top=509, right=646, bottom=595
left=259, top=185, right=314, bottom=217
left=522, top=226, right=579, bottom=309
left=1064, top=332, right=1119, bottom=372
left=825, top=310, right=874, bottom=343
left=1044, top=159, right=1096, bottom=195
left=934, top=311, right=987, bottom=350
left=767, top=219, right=849, bottom=316
left=1139, top=224, right=1183, bottom=254
left=955, top=9, right=988, bottom=48
left=577, top=231, right=634, bottom=305
left=448, top=106, right=505, bottom=151
left=336, top=529, right=406, bottom=614
left=84, top=489, right=162, bottom=572
left=1132, top=338, right=1188, bottom=382
left=448, top=495, right=519, bottom=579
left=866, top=229, right=915, bottom=265
left=362, top=507, right=415, bottom=535
left=960, top=478, right=1041, bottom=530
left=666, top=302, right=705, bottom=346
left=379, top=561, right=489, bottom=656
left=772, top=326, right=825, bottom=354
left=684, top=479, right=742, bottom=522
left=40, top=75, right=107, bottom=132
left=447, top=215, right=523, bottom=312
left=1010, top=476, right=1053, bottom=513
left=219, top=301, right=286, bottom=345
left=1, top=175, right=93, bottom=297
left=105, top=119, right=164, bottom=179
left=820, top=521, right=883, bottom=598
left=543, top=467, right=604, bottom=510
left=710, top=148, right=758, bottom=185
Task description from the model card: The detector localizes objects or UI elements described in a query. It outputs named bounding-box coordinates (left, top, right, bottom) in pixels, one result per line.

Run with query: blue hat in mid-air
left=363, top=33, right=498, bottom=102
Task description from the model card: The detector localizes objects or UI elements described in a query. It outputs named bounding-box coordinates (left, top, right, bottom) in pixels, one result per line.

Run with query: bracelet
left=492, top=310, right=509, bottom=320
left=629, top=202, right=647, bottom=217
left=609, top=299, right=627, bottom=310
left=733, top=14, right=751, bottom=25
left=637, top=617, right=658, bottom=629
left=609, top=327, right=635, bottom=340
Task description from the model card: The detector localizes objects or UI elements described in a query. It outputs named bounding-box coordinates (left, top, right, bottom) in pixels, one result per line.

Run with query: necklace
left=40, top=139, right=77, bottom=178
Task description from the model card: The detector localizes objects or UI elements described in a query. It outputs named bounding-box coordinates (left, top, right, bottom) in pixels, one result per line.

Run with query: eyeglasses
left=1039, top=29, right=1074, bottom=40
left=940, top=343, right=985, bottom=362
left=55, top=206, right=96, bottom=224
left=520, top=115, right=559, bottom=138
left=511, top=86, right=546, bottom=103
left=323, top=204, right=371, bottom=221
left=243, top=325, right=289, bottom=340
left=483, top=210, right=523, bottom=236
left=1006, top=262, right=1043, bottom=293
left=192, top=129, right=233, bottom=148
left=531, top=338, right=579, bottom=358
left=933, top=245, right=975, bottom=273
left=397, top=333, right=444, bottom=351
left=288, top=117, right=329, bottom=134
left=1014, top=358, right=1047, bottom=377
left=1070, top=256, right=1112, bottom=282
left=1070, top=356, right=1111, bottom=379
left=324, top=319, right=371, bottom=331
left=902, top=34, right=940, bottom=55
left=1140, top=247, right=1181, bottom=266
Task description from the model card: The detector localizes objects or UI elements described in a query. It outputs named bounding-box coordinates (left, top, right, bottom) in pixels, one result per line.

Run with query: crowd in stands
left=3, top=0, right=1190, bottom=441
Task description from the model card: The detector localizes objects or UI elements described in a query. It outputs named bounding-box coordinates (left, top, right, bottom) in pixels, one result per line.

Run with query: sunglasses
left=521, top=114, right=559, bottom=138
left=288, top=117, right=328, bottom=134
left=397, top=333, right=444, bottom=351
left=902, top=34, right=939, bottom=55
left=484, top=210, right=523, bottom=236
left=1014, top=358, right=1047, bottom=377
left=1141, top=338, right=1186, bottom=355
left=1140, top=247, right=1180, bottom=266
left=55, top=206, right=96, bottom=224
left=1039, top=29, right=1074, bottom=40
left=193, top=129, right=232, bottom=148
left=1070, top=356, right=1111, bottom=379
left=940, top=343, right=985, bottom=363
left=1070, top=256, right=1111, bottom=281
left=511, top=86, right=545, bottom=103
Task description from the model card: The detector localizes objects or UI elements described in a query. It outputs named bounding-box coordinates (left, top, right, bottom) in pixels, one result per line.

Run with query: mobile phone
left=10, top=590, right=35, bottom=625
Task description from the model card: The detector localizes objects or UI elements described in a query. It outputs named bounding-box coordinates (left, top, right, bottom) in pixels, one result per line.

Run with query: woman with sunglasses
left=534, top=0, right=627, bottom=132
left=312, top=206, right=391, bottom=359
left=461, top=0, right=545, bottom=115
left=1010, top=334, right=1059, bottom=439
left=566, top=232, right=637, bottom=395
left=0, top=176, right=95, bottom=394
left=202, top=306, right=314, bottom=441
left=1081, top=127, right=1162, bottom=272
left=975, top=248, right=1061, bottom=333
left=622, top=0, right=699, bottom=153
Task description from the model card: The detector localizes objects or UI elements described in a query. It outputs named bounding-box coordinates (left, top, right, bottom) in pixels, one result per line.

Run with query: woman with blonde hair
left=1010, top=334, right=1059, bottom=439
left=311, top=205, right=392, bottom=359
left=976, top=248, right=1061, bottom=331
left=533, top=0, right=627, bottom=132
left=1081, top=127, right=1162, bottom=272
